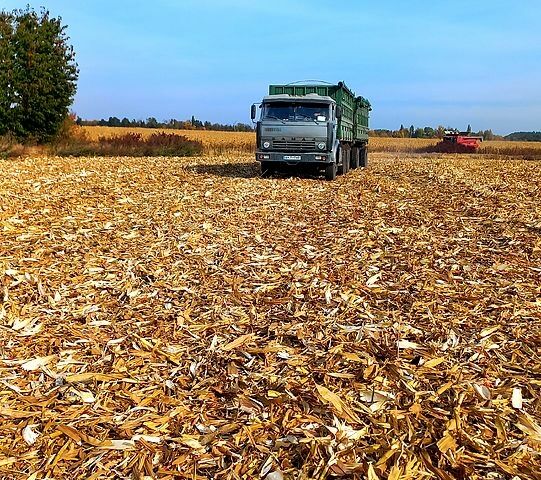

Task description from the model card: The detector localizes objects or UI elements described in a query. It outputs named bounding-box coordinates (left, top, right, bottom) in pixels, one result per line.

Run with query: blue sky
left=3, top=0, right=540, bottom=133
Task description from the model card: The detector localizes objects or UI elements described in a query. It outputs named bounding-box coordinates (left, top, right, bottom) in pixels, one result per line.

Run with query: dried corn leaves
left=1, top=153, right=540, bottom=479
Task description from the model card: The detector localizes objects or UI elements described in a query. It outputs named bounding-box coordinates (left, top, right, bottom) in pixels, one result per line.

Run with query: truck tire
left=351, top=147, right=360, bottom=169
left=325, top=162, right=337, bottom=181
left=359, top=146, right=368, bottom=168
left=338, top=146, right=350, bottom=175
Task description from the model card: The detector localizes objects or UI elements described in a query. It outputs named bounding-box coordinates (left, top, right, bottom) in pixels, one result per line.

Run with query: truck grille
left=272, top=139, right=316, bottom=151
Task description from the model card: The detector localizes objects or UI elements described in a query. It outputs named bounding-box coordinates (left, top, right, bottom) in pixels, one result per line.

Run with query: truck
left=251, top=82, right=371, bottom=180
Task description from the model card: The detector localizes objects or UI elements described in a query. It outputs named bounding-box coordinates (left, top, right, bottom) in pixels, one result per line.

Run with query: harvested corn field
left=1, top=153, right=541, bottom=479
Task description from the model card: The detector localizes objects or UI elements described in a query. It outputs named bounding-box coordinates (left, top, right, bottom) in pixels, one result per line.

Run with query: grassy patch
left=0, top=135, right=26, bottom=159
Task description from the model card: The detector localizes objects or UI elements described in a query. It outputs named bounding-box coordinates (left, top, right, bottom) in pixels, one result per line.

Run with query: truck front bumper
left=256, top=151, right=332, bottom=165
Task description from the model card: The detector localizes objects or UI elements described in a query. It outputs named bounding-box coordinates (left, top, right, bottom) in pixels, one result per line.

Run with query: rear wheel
left=351, top=147, right=360, bottom=169
left=324, top=162, right=337, bottom=181
left=338, top=146, right=350, bottom=175
left=359, top=145, right=368, bottom=168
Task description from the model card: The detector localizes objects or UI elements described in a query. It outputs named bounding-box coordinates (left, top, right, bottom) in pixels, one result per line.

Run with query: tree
left=423, top=126, right=435, bottom=137
left=0, top=11, right=14, bottom=136
left=108, top=116, right=121, bottom=127
left=0, top=7, right=78, bottom=142
left=414, top=128, right=425, bottom=138
left=483, top=129, right=495, bottom=141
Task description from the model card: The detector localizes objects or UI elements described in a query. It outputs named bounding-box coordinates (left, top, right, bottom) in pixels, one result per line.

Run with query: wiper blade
left=264, top=115, right=286, bottom=124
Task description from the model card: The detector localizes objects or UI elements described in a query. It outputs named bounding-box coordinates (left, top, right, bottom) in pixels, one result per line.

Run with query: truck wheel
left=359, top=146, right=368, bottom=168
left=338, top=147, right=350, bottom=175
left=325, top=162, right=337, bottom=181
left=351, top=147, right=360, bottom=169
left=260, top=161, right=273, bottom=177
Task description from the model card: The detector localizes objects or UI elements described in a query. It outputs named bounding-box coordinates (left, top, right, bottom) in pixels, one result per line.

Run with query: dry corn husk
left=1, top=151, right=540, bottom=479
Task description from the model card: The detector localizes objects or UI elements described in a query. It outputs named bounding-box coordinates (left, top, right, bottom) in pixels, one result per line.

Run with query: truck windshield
left=262, top=103, right=329, bottom=122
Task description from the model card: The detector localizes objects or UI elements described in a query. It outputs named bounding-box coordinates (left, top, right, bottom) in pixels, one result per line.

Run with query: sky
left=3, top=0, right=540, bottom=134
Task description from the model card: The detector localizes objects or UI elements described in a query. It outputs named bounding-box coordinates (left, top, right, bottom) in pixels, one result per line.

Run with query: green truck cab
left=251, top=82, right=371, bottom=180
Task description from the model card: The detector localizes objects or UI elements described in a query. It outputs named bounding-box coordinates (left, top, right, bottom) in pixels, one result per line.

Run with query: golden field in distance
left=83, top=125, right=255, bottom=153
left=83, top=125, right=541, bottom=156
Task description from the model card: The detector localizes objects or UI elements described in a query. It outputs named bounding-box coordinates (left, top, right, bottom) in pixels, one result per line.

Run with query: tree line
left=370, top=124, right=502, bottom=140
left=504, top=132, right=541, bottom=142
left=77, top=116, right=254, bottom=132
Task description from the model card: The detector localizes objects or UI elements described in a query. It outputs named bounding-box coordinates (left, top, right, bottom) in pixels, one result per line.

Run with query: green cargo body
left=269, top=82, right=371, bottom=142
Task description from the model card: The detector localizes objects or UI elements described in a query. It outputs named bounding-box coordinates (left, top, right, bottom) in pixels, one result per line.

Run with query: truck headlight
left=317, top=142, right=326, bottom=150
left=263, top=141, right=271, bottom=149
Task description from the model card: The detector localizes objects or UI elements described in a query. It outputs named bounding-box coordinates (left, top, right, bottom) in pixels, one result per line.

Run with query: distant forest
left=76, top=117, right=540, bottom=141
left=369, top=124, right=502, bottom=140
left=370, top=126, right=541, bottom=141
left=504, top=131, right=541, bottom=141
left=77, top=116, right=254, bottom=132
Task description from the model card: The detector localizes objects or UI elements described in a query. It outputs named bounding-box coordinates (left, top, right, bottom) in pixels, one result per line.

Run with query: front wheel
left=324, top=162, right=337, bottom=181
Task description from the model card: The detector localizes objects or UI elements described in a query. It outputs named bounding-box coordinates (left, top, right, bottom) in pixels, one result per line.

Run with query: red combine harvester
left=436, top=131, right=483, bottom=153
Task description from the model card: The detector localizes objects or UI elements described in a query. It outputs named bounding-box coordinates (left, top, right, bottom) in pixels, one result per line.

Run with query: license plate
left=283, top=155, right=301, bottom=160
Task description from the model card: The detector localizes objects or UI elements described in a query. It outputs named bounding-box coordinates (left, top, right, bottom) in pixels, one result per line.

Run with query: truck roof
left=262, top=94, right=335, bottom=104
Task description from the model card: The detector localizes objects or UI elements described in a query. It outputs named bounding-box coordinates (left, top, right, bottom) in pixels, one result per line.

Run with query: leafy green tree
left=0, top=7, right=78, bottom=142
left=423, top=126, right=435, bottom=137
left=108, top=116, right=121, bottom=127
left=0, top=11, right=14, bottom=136
left=146, top=117, right=159, bottom=128
left=414, top=128, right=425, bottom=138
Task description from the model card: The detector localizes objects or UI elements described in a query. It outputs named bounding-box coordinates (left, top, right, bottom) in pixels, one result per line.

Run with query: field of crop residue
left=1, top=152, right=540, bottom=479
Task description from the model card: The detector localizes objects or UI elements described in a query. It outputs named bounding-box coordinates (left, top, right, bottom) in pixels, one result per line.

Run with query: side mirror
left=251, top=104, right=257, bottom=120
left=335, top=106, right=342, bottom=120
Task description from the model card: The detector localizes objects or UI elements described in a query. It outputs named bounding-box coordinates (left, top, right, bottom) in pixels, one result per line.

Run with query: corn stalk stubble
left=0, top=152, right=540, bottom=479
